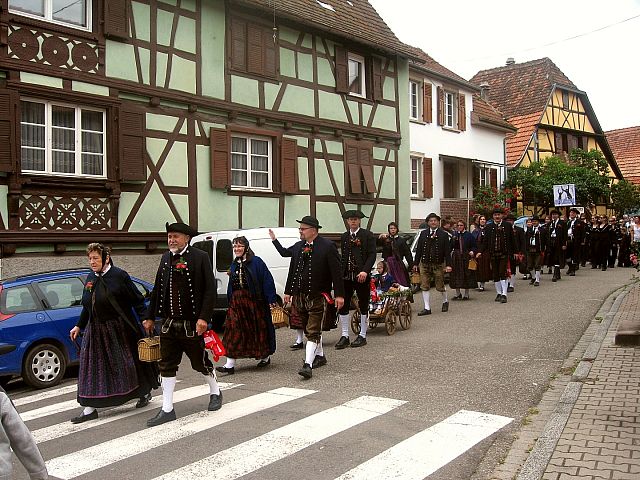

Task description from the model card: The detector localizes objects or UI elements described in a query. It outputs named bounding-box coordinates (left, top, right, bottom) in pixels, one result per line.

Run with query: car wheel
left=22, top=344, right=67, bottom=389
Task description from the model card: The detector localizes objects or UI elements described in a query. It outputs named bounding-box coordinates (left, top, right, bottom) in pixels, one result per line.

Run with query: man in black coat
left=143, top=222, right=221, bottom=427
left=545, top=210, right=567, bottom=282
left=412, top=212, right=453, bottom=315
left=525, top=216, right=545, bottom=286
left=565, top=208, right=585, bottom=276
left=505, top=214, right=525, bottom=292
left=479, top=208, right=514, bottom=303
left=284, top=216, right=345, bottom=379
left=608, top=216, right=622, bottom=268
left=336, top=210, right=377, bottom=349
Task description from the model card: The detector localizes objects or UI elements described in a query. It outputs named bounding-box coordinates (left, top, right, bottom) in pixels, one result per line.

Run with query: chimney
left=506, top=57, right=515, bottom=66
left=479, top=82, right=490, bottom=101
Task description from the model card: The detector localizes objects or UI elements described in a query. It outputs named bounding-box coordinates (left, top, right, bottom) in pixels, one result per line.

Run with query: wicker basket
left=138, top=336, right=161, bottom=362
left=410, top=272, right=421, bottom=285
left=270, top=305, right=290, bottom=329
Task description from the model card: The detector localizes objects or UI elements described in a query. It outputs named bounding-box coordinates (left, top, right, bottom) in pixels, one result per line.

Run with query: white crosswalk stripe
left=12, top=385, right=78, bottom=407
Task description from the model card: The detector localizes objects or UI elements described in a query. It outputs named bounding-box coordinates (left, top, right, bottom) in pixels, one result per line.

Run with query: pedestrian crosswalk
left=12, top=382, right=513, bottom=480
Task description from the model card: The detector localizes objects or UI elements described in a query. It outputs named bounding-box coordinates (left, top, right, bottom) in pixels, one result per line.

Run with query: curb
left=514, top=284, right=632, bottom=480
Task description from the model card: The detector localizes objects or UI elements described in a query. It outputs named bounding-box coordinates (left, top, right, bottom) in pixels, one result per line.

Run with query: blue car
left=0, top=268, right=153, bottom=389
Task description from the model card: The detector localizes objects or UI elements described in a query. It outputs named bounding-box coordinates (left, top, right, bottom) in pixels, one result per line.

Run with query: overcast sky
left=369, top=0, right=640, bottom=132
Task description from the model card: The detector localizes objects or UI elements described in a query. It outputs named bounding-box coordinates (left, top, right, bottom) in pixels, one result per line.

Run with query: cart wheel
left=351, top=310, right=361, bottom=334
left=385, top=311, right=397, bottom=335
left=368, top=318, right=377, bottom=330
left=399, top=301, right=412, bottom=330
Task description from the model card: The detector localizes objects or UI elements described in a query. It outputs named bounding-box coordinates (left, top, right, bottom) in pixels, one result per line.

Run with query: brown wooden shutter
left=359, top=145, right=376, bottom=193
left=345, top=141, right=361, bottom=194
left=119, top=106, right=146, bottom=181
left=104, top=0, right=129, bottom=39
left=422, top=157, right=433, bottom=199
left=489, top=168, right=497, bottom=188
left=335, top=46, right=348, bottom=93
left=437, top=86, right=444, bottom=126
left=370, top=57, right=383, bottom=102
left=568, top=135, right=578, bottom=152
left=230, top=18, right=247, bottom=72
left=582, top=136, right=590, bottom=151
left=423, top=82, right=432, bottom=123
left=247, top=23, right=264, bottom=75
left=210, top=128, right=229, bottom=189
left=263, top=26, right=278, bottom=77
left=280, top=138, right=298, bottom=193
left=554, top=132, right=563, bottom=153
left=457, top=93, right=466, bottom=131
left=0, top=89, right=18, bottom=173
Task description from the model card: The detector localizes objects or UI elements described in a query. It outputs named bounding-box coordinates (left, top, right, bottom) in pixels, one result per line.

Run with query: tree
left=610, top=180, right=640, bottom=216
left=471, top=185, right=517, bottom=218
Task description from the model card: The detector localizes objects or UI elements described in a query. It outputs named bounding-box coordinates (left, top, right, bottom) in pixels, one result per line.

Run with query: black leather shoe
left=495, top=294, right=502, bottom=302
left=441, top=302, right=449, bottom=312
left=136, top=393, right=152, bottom=408
left=256, top=358, right=271, bottom=368
left=208, top=392, right=223, bottom=411
left=298, top=363, right=312, bottom=379
left=290, top=342, right=304, bottom=350
left=507, top=286, right=515, bottom=293
left=71, top=410, right=98, bottom=424
left=312, top=355, right=327, bottom=369
left=146, top=409, right=176, bottom=427
left=452, top=294, right=463, bottom=301
left=417, top=309, right=431, bottom=316
left=529, top=278, right=535, bottom=285
left=350, top=336, right=367, bottom=347
left=500, top=295, right=508, bottom=303
left=216, top=366, right=235, bottom=375
left=462, top=296, right=469, bottom=300
left=534, top=281, right=540, bottom=286
left=335, top=336, right=350, bottom=349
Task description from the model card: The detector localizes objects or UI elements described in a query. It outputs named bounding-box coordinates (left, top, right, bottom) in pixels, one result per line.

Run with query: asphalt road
left=6, top=265, right=635, bottom=480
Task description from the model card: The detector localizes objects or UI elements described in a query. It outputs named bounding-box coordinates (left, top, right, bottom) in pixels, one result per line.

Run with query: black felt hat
left=569, top=208, right=580, bottom=214
left=550, top=209, right=561, bottom=216
left=492, top=207, right=504, bottom=215
left=165, top=222, right=198, bottom=237
left=296, top=216, right=322, bottom=229
left=531, top=215, right=540, bottom=221
left=342, top=210, right=367, bottom=219
left=425, top=212, right=441, bottom=222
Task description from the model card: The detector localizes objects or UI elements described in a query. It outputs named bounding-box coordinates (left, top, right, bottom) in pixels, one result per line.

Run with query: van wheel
left=23, top=344, right=67, bottom=389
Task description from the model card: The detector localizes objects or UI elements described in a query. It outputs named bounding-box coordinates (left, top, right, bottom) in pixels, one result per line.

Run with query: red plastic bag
left=203, top=330, right=226, bottom=362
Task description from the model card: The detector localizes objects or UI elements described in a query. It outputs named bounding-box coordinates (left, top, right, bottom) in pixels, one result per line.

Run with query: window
left=0, top=286, right=38, bottom=314
left=37, top=277, right=85, bottom=309
left=9, top=0, right=90, bottom=30
left=562, top=91, right=570, bottom=110
left=20, top=100, right=106, bottom=178
left=228, top=16, right=278, bottom=79
left=444, top=91, right=456, bottom=128
left=410, top=156, right=421, bottom=197
left=344, top=139, right=376, bottom=196
left=409, top=81, right=420, bottom=120
left=216, top=239, right=233, bottom=273
left=348, top=53, right=366, bottom=97
left=230, top=135, right=272, bottom=190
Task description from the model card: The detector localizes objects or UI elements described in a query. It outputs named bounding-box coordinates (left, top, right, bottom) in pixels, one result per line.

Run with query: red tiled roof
left=471, top=94, right=515, bottom=131
left=408, top=48, right=475, bottom=88
left=504, top=113, right=541, bottom=167
left=234, top=0, right=419, bottom=59
left=606, top=126, right=640, bottom=185
left=470, top=58, right=577, bottom=119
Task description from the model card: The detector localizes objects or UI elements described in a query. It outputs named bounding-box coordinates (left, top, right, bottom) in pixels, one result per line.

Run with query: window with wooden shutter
left=423, top=83, right=433, bottom=123
left=335, top=46, right=348, bottom=93
left=228, top=15, right=278, bottom=79
left=568, top=135, right=578, bottom=152
left=104, top=0, right=129, bottom=39
left=457, top=93, right=466, bottom=131
left=280, top=138, right=299, bottom=194
left=489, top=168, right=498, bottom=189
left=422, top=157, right=433, bottom=199
left=119, top=105, right=146, bottom=181
left=369, top=56, right=383, bottom=102
left=437, top=86, right=444, bottom=126
left=359, top=145, right=376, bottom=193
left=0, top=89, right=18, bottom=173
left=210, top=127, right=229, bottom=189
left=344, top=139, right=376, bottom=195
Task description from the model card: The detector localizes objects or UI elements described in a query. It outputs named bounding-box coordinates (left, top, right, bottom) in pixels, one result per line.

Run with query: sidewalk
left=491, top=280, right=640, bottom=480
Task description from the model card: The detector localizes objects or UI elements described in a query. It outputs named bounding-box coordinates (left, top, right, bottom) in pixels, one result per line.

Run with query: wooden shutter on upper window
left=422, top=157, right=433, bottom=199
left=437, top=86, right=444, bottom=126
left=423, top=83, right=433, bottom=123
left=335, top=46, right=348, bottom=93
left=345, top=141, right=361, bottom=194
left=230, top=18, right=247, bottom=72
left=489, top=168, right=498, bottom=188
left=554, top=132, right=563, bottom=153
left=359, top=145, right=377, bottom=193
left=0, top=89, right=18, bottom=174
left=119, top=106, right=146, bottom=181
left=104, top=0, right=129, bottom=39
left=280, top=138, right=298, bottom=194
left=457, top=93, right=466, bottom=131
left=370, top=57, right=383, bottom=102
left=247, top=23, right=265, bottom=76
left=263, top=27, right=278, bottom=77
left=210, top=128, right=229, bottom=189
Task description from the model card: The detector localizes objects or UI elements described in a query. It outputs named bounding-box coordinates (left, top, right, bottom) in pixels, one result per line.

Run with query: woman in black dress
left=378, top=222, right=413, bottom=287
left=69, top=243, right=159, bottom=423
left=473, top=215, right=491, bottom=291
left=450, top=220, right=477, bottom=300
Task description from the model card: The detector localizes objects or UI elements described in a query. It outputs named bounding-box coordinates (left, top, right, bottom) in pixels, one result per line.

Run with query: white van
left=190, top=227, right=301, bottom=311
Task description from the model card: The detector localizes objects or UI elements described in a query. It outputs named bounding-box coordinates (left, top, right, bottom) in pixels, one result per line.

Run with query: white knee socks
left=495, top=282, right=502, bottom=294
left=500, top=279, right=508, bottom=295
left=161, top=376, right=177, bottom=412
left=339, top=314, right=350, bottom=337
left=82, top=406, right=96, bottom=415
left=305, top=341, right=318, bottom=366
left=535, top=270, right=541, bottom=282
left=316, top=336, right=324, bottom=356
left=509, top=276, right=516, bottom=288
left=295, top=329, right=304, bottom=344
left=205, top=372, right=220, bottom=395
left=442, top=290, right=448, bottom=303
left=223, top=357, right=236, bottom=368
left=421, top=290, right=431, bottom=310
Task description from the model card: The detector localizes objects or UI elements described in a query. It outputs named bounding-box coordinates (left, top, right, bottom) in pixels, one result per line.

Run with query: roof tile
left=504, top=113, right=541, bottom=167
left=471, top=94, right=514, bottom=131
left=606, top=126, right=640, bottom=185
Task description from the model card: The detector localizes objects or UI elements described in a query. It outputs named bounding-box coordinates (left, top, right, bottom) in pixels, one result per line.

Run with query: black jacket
left=481, top=221, right=515, bottom=257
left=545, top=219, right=567, bottom=251
left=380, top=235, right=413, bottom=266
left=566, top=218, right=585, bottom=245
left=145, top=246, right=216, bottom=322
left=340, top=229, right=377, bottom=277
left=413, top=228, right=452, bottom=267
left=284, top=235, right=345, bottom=298
left=525, top=225, right=546, bottom=253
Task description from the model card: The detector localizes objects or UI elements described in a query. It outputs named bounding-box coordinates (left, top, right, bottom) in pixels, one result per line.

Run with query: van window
left=216, top=239, right=233, bottom=273
left=192, top=240, right=214, bottom=265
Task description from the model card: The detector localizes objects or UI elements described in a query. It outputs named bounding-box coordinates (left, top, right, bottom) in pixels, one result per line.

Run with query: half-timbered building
left=471, top=57, right=623, bottom=216
left=408, top=49, right=514, bottom=227
left=0, top=0, right=418, bottom=276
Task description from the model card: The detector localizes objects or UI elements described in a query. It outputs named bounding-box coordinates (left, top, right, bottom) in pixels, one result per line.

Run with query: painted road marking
left=12, top=385, right=78, bottom=407
left=46, top=387, right=315, bottom=479
left=335, top=409, right=513, bottom=480
left=151, top=396, right=407, bottom=480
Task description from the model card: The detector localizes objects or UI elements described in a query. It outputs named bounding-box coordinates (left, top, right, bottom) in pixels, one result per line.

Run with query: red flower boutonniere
left=174, top=257, right=188, bottom=272
left=303, top=244, right=313, bottom=256
left=350, top=237, right=362, bottom=247
left=85, top=281, right=94, bottom=292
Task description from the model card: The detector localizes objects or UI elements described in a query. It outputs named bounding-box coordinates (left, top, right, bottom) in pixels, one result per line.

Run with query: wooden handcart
left=350, top=290, right=413, bottom=336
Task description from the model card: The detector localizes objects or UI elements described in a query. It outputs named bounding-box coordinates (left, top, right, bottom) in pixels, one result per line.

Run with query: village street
left=6, top=266, right=634, bottom=480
